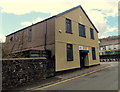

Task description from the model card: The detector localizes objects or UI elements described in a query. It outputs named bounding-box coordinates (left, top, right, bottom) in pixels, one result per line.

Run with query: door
left=79, top=50, right=89, bottom=69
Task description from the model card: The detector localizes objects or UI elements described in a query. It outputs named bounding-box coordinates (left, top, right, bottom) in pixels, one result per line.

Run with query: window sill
left=66, top=32, right=73, bottom=34
left=67, top=60, right=73, bottom=61
left=79, top=36, right=86, bottom=38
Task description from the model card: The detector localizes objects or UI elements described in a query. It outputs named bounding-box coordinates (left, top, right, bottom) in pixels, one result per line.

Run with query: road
left=34, top=62, right=118, bottom=90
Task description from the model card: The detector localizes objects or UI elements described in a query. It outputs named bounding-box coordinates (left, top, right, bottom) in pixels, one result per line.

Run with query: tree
left=2, top=31, right=25, bottom=58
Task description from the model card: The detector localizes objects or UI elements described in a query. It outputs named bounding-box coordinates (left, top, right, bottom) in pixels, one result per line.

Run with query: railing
left=100, top=54, right=120, bottom=62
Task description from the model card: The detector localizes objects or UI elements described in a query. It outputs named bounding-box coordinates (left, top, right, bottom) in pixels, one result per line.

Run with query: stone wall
left=2, top=58, right=55, bottom=90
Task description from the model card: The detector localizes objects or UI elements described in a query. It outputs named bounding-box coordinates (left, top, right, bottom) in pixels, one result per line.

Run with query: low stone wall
left=2, top=58, right=55, bottom=90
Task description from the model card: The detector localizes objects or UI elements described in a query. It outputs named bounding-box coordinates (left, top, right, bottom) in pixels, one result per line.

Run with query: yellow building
left=6, top=5, right=100, bottom=72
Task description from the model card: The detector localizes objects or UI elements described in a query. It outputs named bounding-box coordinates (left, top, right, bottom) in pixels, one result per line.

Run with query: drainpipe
left=44, top=21, right=47, bottom=50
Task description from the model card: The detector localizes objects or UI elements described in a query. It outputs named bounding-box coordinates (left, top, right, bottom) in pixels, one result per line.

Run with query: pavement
left=33, top=62, right=118, bottom=90
left=2, top=62, right=118, bottom=92
left=55, top=63, right=111, bottom=80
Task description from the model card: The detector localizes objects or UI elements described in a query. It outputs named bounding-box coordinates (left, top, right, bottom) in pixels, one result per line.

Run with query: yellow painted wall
left=55, top=7, right=100, bottom=71
left=55, top=42, right=80, bottom=71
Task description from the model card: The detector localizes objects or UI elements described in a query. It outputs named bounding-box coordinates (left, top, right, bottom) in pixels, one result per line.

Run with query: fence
left=100, top=54, right=120, bottom=62
left=2, top=58, right=55, bottom=90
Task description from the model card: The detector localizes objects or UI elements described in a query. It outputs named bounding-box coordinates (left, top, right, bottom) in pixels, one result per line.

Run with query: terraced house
left=5, top=5, right=100, bottom=72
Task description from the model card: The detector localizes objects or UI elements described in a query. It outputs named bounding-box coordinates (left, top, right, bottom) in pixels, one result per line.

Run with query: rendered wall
left=5, top=18, right=55, bottom=57
left=55, top=7, right=100, bottom=71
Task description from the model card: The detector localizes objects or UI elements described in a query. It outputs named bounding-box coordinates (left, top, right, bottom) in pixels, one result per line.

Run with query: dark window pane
left=67, top=44, right=73, bottom=61
left=79, top=24, right=86, bottom=37
left=66, top=18, right=72, bottom=33
left=92, top=47, right=96, bottom=60
left=90, top=28, right=94, bottom=39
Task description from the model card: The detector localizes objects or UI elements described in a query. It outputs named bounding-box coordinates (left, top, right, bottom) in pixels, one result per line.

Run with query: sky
left=0, top=0, right=119, bottom=42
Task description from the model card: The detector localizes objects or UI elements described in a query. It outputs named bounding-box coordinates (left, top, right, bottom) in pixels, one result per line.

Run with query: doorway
left=79, top=50, right=89, bottom=69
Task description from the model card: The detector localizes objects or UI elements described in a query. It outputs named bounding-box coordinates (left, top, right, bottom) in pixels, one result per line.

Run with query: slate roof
left=7, top=5, right=98, bottom=37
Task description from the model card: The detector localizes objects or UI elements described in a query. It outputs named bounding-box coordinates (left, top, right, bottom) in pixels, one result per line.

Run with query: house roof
left=7, top=5, right=98, bottom=37
left=99, top=35, right=120, bottom=46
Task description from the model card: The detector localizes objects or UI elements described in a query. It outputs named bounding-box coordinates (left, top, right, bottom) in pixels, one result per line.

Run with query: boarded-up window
left=28, top=29, right=32, bottom=42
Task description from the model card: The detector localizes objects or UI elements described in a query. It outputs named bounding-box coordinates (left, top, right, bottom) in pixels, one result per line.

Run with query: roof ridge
left=55, top=5, right=81, bottom=17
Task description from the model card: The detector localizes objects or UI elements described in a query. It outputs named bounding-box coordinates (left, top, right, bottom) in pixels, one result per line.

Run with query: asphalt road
left=35, top=62, right=118, bottom=90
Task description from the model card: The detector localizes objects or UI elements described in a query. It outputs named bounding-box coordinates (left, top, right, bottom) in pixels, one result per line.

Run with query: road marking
left=29, top=65, right=112, bottom=90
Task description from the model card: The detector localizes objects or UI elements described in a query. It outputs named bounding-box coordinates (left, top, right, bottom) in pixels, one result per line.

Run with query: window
left=67, top=44, right=73, bottom=61
left=78, top=24, right=86, bottom=37
left=90, top=28, right=94, bottom=39
left=91, top=47, right=96, bottom=60
left=28, top=29, right=32, bottom=42
left=66, top=18, right=72, bottom=33
left=109, top=48, right=111, bottom=50
left=103, top=46, right=106, bottom=50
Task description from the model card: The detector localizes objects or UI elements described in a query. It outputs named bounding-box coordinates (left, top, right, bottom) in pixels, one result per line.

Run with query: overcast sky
left=0, top=0, right=118, bottom=42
